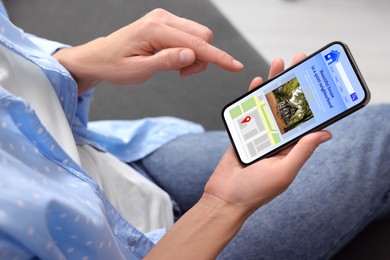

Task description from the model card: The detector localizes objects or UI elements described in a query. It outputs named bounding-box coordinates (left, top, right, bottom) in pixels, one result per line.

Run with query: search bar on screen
left=335, top=62, right=355, bottom=96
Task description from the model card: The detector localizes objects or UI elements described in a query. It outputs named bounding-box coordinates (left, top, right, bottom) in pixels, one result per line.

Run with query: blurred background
left=6, top=0, right=389, bottom=129
left=212, top=0, right=390, bottom=104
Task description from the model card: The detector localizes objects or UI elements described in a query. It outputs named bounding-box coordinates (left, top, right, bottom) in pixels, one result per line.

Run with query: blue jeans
left=132, top=105, right=390, bottom=259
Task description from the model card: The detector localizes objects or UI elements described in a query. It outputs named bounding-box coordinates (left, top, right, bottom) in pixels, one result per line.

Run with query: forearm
left=145, top=194, right=250, bottom=259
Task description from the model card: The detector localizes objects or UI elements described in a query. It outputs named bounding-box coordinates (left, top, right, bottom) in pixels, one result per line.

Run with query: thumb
left=151, top=48, right=196, bottom=72
left=283, top=130, right=332, bottom=174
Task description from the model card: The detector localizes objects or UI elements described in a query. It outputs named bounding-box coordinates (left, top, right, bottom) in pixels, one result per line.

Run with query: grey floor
left=211, top=0, right=390, bottom=104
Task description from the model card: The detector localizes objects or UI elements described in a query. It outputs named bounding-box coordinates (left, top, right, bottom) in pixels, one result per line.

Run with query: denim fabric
left=136, top=105, right=390, bottom=259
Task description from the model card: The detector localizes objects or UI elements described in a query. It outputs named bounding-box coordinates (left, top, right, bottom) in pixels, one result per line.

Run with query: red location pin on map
left=241, top=116, right=251, bottom=124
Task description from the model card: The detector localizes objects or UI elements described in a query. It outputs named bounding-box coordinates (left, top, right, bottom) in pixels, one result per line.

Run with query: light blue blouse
left=0, top=5, right=203, bottom=259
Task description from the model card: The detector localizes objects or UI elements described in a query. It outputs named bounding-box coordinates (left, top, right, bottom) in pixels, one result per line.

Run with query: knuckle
left=157, top=51, right=174, bottom=70
left=186, top=62, right=208, bottom=75
left=189, top=35, right=208, bottom=49
left=149, top=8, right=168, bottom=17
left=217, top=49, right=230, bottom=60
left=197, top=62, right=208, bottom=72
left=141, top=9, right=170, bottom=29
left=296, top=142, right=314, bottom=161
left=138, top=18, right=163, bottom=34
left=142, top=18, right=160, bottom=28
left=201, top=27, right=213, bottom=43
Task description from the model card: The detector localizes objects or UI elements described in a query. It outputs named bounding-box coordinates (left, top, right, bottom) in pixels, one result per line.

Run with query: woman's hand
left=53, top=8, right=244, bottom=94
left=204, top=53, right=332, bottom=215
left=146, top=54, right=332, bottom=260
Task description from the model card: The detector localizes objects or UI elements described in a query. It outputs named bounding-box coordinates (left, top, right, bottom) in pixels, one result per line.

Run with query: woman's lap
left=135, top=104, right=390, bottom=259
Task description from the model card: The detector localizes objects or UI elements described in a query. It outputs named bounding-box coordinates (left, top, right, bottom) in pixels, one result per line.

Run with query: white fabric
left=77, top=145, right=173, bottom=232
left=0, top=44, right=80, bottom=164
left=0, top=45, right=173, bottom=232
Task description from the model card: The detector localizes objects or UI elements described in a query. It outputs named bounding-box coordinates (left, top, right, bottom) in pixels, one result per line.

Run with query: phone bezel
left=222, top=41, right=371, bottom=165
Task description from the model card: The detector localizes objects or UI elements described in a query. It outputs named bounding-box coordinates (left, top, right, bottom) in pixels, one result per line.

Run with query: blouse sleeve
left=24, top=33, right=70, bottom=55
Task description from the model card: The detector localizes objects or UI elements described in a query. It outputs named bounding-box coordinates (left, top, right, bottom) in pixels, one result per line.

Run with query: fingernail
left=180, top=49, right=194, bottom=65
left=233, top=59, right=244, bottom=68
left=320, top=133, right=332, bottom=143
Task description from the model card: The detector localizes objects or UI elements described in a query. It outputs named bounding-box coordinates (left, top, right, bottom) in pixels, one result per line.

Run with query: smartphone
left=222, top=41, right=370, bottom=165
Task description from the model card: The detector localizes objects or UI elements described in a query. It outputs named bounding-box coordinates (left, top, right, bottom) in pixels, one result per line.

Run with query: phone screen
left=222, top=41, right=370, bottom=165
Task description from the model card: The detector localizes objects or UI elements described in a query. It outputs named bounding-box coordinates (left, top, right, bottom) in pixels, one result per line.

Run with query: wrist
left=199, top=192, right=253, bottom=221
left=52, top=39, right=103, bottom=95
left=146, top=193, right=251, bottom=259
